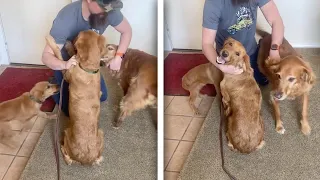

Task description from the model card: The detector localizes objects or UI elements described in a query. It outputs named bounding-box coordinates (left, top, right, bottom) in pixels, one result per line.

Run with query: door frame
left=0, top=13, right=9, bottom=65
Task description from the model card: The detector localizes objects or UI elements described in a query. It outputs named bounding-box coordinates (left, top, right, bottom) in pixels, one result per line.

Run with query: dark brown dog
left=219, top=37, right=265, bottom=154
left=257, top=29, right=316, bottom=135
left=64, top=43, right=157, bottom=129
left=46, top=30, right=105, bottom=165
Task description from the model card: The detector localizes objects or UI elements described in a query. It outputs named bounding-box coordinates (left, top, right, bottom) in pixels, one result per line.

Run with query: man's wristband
left=116, top=52, right=125, bottom=59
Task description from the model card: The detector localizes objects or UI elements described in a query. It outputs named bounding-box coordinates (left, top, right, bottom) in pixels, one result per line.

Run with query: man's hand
left=108, top=55, right=122, bottom=71
left=63, top=55, right=77, bottom=69
left=269, top=49, right=281, bottom=61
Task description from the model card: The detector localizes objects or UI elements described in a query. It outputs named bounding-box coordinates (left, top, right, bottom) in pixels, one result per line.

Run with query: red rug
left=0, top=67, right=56, bottom=112
left=164, top=53, right=216, bottom=96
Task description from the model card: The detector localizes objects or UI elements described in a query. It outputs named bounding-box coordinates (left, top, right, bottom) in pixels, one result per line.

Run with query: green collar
left=29, top=95, right=43, bottom=104
left=79, top=63, right=100, bottom=74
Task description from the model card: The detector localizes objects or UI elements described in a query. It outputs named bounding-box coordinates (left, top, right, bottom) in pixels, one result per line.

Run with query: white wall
left=164, top=19, right=173, bottom=51
left=0, top=13, right=9, bottom=65
left=103, top=0, right=157, bottom=56
left=257, top=0, right=320, bottom=47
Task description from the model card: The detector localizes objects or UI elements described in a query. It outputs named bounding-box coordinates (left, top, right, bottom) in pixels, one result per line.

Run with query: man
left=41, top=0, right=132, bottom=116
left=202, top=0, right=284, bottom=85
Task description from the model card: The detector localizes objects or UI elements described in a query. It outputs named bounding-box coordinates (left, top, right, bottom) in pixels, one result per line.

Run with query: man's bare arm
left=42, top=44, right=77, bottom=70
left=202, top=27, right=218, bottom=66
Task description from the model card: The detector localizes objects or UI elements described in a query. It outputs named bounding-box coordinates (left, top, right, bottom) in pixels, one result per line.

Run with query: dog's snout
left=274, top=92, right=283, bottom=99
left=222, top=50, right=229, bottom=58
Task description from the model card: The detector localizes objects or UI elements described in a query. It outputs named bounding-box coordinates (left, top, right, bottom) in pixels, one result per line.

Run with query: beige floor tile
left=10, top=116, right=37, bottom=131
left=17, top=132, right=41, bottom=157
left=166, top=141, right=194, bottom=172
left=182, top=117, right=205, bottom=141
left=164, top=115, right=192, bottom=140
left=165, top=96, right=201, bottom=116
left=164, top=96, right=174, bottom=110
left=31, top=117, right=49, bottom=133
left=3, top=156, right=29, bottom=180
left=0, top=155, right=14, bottom=179
left=165, top=171, right=179, bottom=180
left=195, top=96, right=215, bottom=118
left=0, top=132, right=28, bottom=155
left=164, top=140, right=179, bottom=168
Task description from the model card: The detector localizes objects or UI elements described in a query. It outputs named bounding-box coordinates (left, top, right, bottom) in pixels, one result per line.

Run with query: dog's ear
left=243, top=54, right=253, bottom=74
left=98, top=35, right=106, bottom=55
left=300, top=67, right=316, bottom=85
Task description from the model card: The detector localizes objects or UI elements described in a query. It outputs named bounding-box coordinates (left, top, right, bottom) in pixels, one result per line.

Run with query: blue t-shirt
left=203, top=0, right=270, bottom=56
left=49, top=0, right=123, bottom=60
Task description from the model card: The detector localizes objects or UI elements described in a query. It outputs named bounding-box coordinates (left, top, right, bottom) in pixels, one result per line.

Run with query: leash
left=219, top=101, right=238, bottom=180
left=54, top=78, right=64, bottom=180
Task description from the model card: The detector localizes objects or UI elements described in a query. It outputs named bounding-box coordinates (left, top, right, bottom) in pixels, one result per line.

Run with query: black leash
left=219, top=101, right=238, bottom=180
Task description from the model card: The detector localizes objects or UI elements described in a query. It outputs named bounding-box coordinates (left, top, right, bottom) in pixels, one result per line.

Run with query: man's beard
left=89, top=12, right=108, bottom=30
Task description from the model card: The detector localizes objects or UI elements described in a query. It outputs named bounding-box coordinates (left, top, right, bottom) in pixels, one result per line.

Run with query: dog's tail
left=45, top=35, right=64, bottom=61
left=255, top=28, right=270, bottom=38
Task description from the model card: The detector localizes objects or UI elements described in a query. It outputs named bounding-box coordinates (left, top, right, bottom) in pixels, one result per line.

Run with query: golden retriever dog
left=46, top=30, right=106, bottom=165
left=181, top=63, right=222, bottom=115
left=64, top=43, right=157, bottom=129
left=219, top=37, right=265, bottom=154
left=0, top=81, right=59, bottom=147
left=257, top=29, right=316, bottom=135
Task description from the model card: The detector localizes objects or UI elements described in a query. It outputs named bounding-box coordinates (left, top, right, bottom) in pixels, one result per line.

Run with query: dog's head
left=268, top=55, right=316, bottom=100
left=30, top=81, right=59, bottom=101
left=99, top=44, right=118, bottom=66
left=216, top=37, right=252, bottom=73
left=74, top=30, right=106, bottom=66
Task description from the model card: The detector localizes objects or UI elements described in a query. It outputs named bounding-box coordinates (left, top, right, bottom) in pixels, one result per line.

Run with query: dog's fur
left=218, top=37, right=265, bottom=154
left=257, top=29, right=316, bottom=135
left=46, top=30, right=106, bottom=165
left=181, top=63, right=222, bottom=115
left=65, top=43, right=158, bottom=129
left=0, top=81, right=59, bottom=147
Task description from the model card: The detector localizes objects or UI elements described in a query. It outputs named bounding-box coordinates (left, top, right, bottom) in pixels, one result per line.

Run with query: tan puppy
left=65, top=43, right=157, bottom=129
left=181, top=63, right=222, bottom=115
left=46, top=30, right=106, bottom=165
left=0, top=81, right=59, bottom=147
left=219, top=37, right=265, bottom=154
left=257, top=29, right=316, bottom=135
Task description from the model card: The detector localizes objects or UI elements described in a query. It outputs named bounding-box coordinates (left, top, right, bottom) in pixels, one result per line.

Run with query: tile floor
left=164, top=95, right=214, bottom=180
left=0, top=66, right=53, bottom=180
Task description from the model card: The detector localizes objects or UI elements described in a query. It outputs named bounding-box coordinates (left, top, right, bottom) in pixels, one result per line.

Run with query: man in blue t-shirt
left=202, top=0, right=284, bottom=85
left=41, top=0, right=132, bottom=116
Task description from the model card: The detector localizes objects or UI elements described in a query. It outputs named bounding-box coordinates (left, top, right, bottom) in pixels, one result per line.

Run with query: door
left=0, top=0, right=71, bottom=65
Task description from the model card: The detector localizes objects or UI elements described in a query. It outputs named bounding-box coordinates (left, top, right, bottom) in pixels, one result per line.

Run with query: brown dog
left=257, top=29, right=316, bottom=135
left=65, top=43, right=157, bottom=129
left=0, top=81, right=59, bottom=147
left=219, top=37, right=265, bottom=154
left=46, top=30, right=106, bottom=165
left=181, top=63, right=222, bottom=115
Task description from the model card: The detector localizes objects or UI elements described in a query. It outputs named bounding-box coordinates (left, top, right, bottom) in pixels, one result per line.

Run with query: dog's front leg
left=270, top=94, right=285, bottom=134
left=301, top=93, right=311, bottom=135
left=220, top=85, right=231, bottom=116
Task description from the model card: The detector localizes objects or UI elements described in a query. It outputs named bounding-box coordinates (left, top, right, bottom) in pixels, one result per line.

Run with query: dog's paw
left=301, top=122, right=311, bottom=135
left=256, top=140, right=265, bottom=150
left=276, top=125, right=286, bottom=134
left=94, top=156, right=104, bottom=166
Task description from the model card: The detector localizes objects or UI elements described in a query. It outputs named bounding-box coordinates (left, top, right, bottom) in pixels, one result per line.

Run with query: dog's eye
left=108, top=47, right=113, bottom=51
left=276, top=73, right=281, bottom=79
left=288, top=77, right=295, bottom=82
left=46, top=85, right=50, bottom=89
left=236, top=52, right=240, bottom=56
left=229, top=43, right=233, bottom=46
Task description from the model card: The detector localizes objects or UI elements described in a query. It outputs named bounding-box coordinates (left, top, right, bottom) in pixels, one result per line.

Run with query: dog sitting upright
left=46, top=30, right=106, bottom=166
left=257, top=29, right=316, bottom=135
left=64, top=42, right=158, bottom=129
left=0, top=81, right=59, bottom=147
left=218, top=37, right=265, bottom=154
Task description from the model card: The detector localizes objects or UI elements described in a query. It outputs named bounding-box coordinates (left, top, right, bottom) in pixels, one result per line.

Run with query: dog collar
left=79, top=63, right=100, bottom=74
left=29, top=95, right=43, bottom=104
